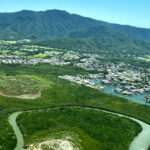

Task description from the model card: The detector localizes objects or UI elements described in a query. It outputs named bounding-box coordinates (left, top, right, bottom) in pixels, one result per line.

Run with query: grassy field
left=18, top=107, right=141, bottom=150
left=0, top=75, right=49, bottom=97
left=1, top=50, right=10, bottom=54
left=0, top=41, right=16, bottom=45
left=137, top=55, right=150, bottom=62
left=34, top=53, right=53, bottom=58
left=0, top=63, right=150, bottom=149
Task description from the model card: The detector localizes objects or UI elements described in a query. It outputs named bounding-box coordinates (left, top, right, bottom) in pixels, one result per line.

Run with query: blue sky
left=0, top=0, right=150, bottom=28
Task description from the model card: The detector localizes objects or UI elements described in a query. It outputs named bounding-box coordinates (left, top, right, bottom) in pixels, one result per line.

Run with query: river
left=8, top=106, right=150, bottom=150
left=8, top=112, right=24, bottom=150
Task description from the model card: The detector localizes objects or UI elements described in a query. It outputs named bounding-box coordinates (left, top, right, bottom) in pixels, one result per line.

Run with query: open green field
left=137, top=55, right=150, bottom=62
left=0, top=64, right=150, bottom=150
left=0, top=41, right=16, bottom=45
left=1, top=50, right=10, bottom=54
left=34, top=53, right=53, bottom=58
left=0, top=75, right=49, bottom=97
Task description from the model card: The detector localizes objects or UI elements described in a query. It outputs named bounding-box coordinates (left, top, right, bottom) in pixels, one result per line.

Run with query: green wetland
left=17, top=107, right=141, bottom=150
left=0, top=64, right=150, bottom=150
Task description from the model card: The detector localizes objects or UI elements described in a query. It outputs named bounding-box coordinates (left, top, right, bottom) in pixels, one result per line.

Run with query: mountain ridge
left=0, top=9, right=150, bottom=41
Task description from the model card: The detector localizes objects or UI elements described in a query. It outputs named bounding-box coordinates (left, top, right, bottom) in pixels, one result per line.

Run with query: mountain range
left=0, top=9, right=150, bottom=41
left=0, top=9, right=150, bottom=56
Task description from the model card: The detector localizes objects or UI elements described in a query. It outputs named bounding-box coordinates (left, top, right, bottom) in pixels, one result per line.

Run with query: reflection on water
left=94, top=80, right=150, bottom=106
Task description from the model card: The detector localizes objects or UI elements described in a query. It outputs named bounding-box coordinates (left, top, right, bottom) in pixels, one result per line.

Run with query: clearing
left=0, top=76, right=47, bottom=99
left=28, top=139, right=79, bottom=150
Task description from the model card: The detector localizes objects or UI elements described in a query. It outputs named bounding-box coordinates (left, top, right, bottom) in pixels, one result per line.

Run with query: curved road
left=8, top=106, right=150, bottom=150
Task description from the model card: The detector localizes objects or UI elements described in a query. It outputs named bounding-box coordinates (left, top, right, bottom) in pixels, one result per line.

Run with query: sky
left=0, top=0, right=150, bottom=28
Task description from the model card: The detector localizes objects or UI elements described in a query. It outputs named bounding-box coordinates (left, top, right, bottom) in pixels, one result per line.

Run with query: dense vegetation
left=1, top=10, right=150, bottom=41
left=67, top=25, right=122, bottom=39
left=0, top=10, right=100, bottom=40
left=0, top=63, right=150, bottom=149
left=18, top=107, right=141, bottom=150
left=36, top=37, right=150, bottom=56
left=0, top=107, right=16, bottom=150
left=99, top=22, right=150, bottom=42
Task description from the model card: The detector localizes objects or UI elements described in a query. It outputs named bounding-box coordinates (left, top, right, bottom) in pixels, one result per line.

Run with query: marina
left=94, top=79, right=150, bottom=105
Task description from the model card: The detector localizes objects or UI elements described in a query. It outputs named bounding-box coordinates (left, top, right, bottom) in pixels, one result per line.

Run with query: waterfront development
left=59, top=74, right=150, bottom=105
left=1, top=41, right=150, bottom=105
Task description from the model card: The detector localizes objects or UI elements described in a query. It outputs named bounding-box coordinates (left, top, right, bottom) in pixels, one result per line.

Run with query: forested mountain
left=0, top=10, right=100, bottom=40
left=99, top=23, right=150, bottom=41
left=0, top=9, right=150, bottom=41
left=36, top=37, right=150, bottom=56
left=68, top=25, right=122, bottom=39
left=0, top=9, right=150, bottom=56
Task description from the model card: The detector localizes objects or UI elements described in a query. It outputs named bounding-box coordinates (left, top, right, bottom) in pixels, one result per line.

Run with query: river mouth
left=27, top=139, right=79, bottom=150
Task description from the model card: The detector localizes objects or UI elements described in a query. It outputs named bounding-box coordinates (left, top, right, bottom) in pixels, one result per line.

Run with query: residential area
left=0, top=41, right=150, bottom=102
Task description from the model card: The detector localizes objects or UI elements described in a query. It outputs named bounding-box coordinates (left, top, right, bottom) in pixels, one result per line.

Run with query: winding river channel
left=8, top=106, right=150, bottom=150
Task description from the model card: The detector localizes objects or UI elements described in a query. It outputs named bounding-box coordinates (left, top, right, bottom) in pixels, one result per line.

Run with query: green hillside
left=36, top=37, right=150, bottom=56
left=0, top=9, right=150, bottom=41
left=0, top=10, right=100, bottom=40
left=68, top=25, right=122, bottom=39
